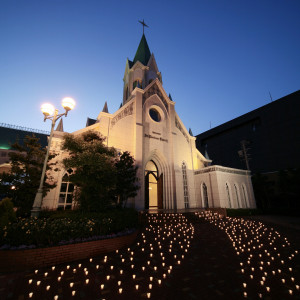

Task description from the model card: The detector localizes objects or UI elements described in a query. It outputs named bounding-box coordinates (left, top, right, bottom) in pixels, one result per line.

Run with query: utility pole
left=238, top=140, right=251, bottom=171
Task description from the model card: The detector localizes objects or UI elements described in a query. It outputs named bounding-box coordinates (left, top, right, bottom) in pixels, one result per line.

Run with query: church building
left=42, top=33, right=256, bottom=211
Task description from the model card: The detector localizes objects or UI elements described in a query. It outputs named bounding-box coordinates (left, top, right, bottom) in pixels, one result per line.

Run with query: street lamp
left=31, top=97, right=76, bottom=217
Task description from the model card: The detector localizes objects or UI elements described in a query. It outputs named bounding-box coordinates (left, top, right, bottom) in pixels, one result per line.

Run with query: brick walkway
left=0, top=212, right=300, bottom=299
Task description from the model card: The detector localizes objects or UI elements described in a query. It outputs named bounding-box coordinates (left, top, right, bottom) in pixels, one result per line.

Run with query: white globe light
left=41, top=103, right=55, bottom=116
left=62, top=97, right=76, bottom=111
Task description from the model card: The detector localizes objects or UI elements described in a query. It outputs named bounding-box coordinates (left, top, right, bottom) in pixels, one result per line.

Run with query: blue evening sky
left=0, top=0, right=299, bottom=135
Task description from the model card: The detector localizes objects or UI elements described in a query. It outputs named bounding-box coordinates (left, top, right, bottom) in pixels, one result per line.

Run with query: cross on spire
left=138, top=19, right=149, bottom=35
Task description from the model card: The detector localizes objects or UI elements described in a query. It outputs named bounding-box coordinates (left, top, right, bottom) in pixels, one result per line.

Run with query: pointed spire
left=168, top=93, right=173, bottom=101
left=55, top=119, right=64, bottom=132
left=133, top=34, right=151, bottom=66
left=189, top=128, right=193, bottom=136
left=119, top=102, right=123, bottom=109
left=102, top=101, right=109, bottom=113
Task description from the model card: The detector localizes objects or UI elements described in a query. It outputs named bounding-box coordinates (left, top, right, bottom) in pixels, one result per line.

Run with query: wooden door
left=157, top=173, right=163, bottom=209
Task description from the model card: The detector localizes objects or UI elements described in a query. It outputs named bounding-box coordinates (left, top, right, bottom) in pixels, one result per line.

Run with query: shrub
left=0, top=208, right=138, bottom=248
left=0, top=198, right=16, bottom=227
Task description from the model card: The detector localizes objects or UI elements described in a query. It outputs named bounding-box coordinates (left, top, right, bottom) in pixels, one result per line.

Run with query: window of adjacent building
left=149, top=108, right=161, bottom=122
left=234, top=184, right=240, bottom=208
left=226, top=183, right=231, bottom=208
left=202, top=183, right=209, bottom=208
left=182, top=162, right=189, bottom=208
left=58, top=174, right=74, bottom=210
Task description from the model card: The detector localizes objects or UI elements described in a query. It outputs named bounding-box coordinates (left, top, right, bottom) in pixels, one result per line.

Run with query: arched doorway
left=145, top=160, right=163, bottom=209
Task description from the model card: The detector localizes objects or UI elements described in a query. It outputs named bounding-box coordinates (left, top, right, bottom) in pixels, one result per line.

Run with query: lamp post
left=31, top=97, right=76, bottom=217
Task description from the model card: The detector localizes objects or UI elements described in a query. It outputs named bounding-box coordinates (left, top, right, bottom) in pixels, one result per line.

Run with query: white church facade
left=42, top=34, right=256, bottom=211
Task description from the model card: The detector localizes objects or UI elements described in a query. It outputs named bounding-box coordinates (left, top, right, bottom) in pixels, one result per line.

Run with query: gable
left=143, top=79, right=172, bottom=112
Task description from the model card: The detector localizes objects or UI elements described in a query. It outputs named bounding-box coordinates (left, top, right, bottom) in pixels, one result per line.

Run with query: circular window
left=149, top=108, right=161, bottom=122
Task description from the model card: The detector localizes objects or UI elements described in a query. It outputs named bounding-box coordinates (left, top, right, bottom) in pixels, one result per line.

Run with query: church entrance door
left=145, top=161, right=163, bottom=210
left=157, top=173, right=163, bottom=209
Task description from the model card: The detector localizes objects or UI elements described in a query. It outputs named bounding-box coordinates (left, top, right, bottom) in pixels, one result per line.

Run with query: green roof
left=133, top=34, right=151, bottom=66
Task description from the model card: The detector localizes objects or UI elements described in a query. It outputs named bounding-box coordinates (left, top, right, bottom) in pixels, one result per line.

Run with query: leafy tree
left=0, top=135, right=57, bottom=216
left=114, top=151, right=139, bottom=207
left=62, top=131, right=117, bottom=211
left=61, top=131, right=139, bottom=211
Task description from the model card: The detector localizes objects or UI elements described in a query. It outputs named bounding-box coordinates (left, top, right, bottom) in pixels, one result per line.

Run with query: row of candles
left=26, top=213, right=194, bottom=299
left=196, top=211, right=299, bottom=298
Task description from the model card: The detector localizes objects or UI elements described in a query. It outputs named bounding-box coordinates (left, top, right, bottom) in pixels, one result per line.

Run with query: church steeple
left=122, top=27, right=162, bottom=105
left=133, top=34, right=151, bottom=66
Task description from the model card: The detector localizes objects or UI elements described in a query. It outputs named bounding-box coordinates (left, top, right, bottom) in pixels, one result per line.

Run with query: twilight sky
left=0, top=0, right=299, bottom=136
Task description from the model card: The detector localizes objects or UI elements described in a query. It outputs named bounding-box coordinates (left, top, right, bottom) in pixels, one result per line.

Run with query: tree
left=114, top=151, right=139, bottom=207
left=0, top=135, right=57, bottom=216
left=62, top=131, right=117, bottom=211
left=61, top=131, right=140, bottom=211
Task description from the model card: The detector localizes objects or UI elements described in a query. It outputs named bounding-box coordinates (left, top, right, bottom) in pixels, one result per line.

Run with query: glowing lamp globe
left=62, top=97, right=75, bottom=111
left=41, top=103, right=55, bottom=116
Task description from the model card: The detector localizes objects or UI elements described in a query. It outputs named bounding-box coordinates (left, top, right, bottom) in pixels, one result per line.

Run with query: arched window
left=234, top=184, right=240, bottom=208
left=58, top=173, right=74, bottom=210
left=182, top=162, right=189, bottom=208
left=226, top=183, right=231, bottom=208
left=202, top=183, right=209, bottom=208
left=125, top=86, right=129, bottom=100
left=242, top=185, right=248, bottom=208
left=133, top=79, right=142, bottom=90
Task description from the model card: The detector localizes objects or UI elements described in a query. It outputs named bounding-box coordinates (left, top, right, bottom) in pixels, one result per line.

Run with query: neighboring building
left=0, top=123, right=48, bottom=171
left=42, top=34, right=256, bottom=211
left=195, top=90, right=300, bottom=174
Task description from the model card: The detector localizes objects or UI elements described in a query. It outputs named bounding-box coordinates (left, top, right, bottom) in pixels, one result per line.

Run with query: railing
left=0, top=123, right=50, bottom=135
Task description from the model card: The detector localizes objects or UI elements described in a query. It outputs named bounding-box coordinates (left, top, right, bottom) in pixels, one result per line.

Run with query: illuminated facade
left=42, top=34, right=256, bottom=211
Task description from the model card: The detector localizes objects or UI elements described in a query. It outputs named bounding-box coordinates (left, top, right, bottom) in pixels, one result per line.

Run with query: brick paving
left=0, top=212, right=300, bottom=300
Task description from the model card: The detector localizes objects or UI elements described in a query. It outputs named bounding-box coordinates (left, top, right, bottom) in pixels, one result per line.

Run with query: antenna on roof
left=268, top=91, right=273, bottom=102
